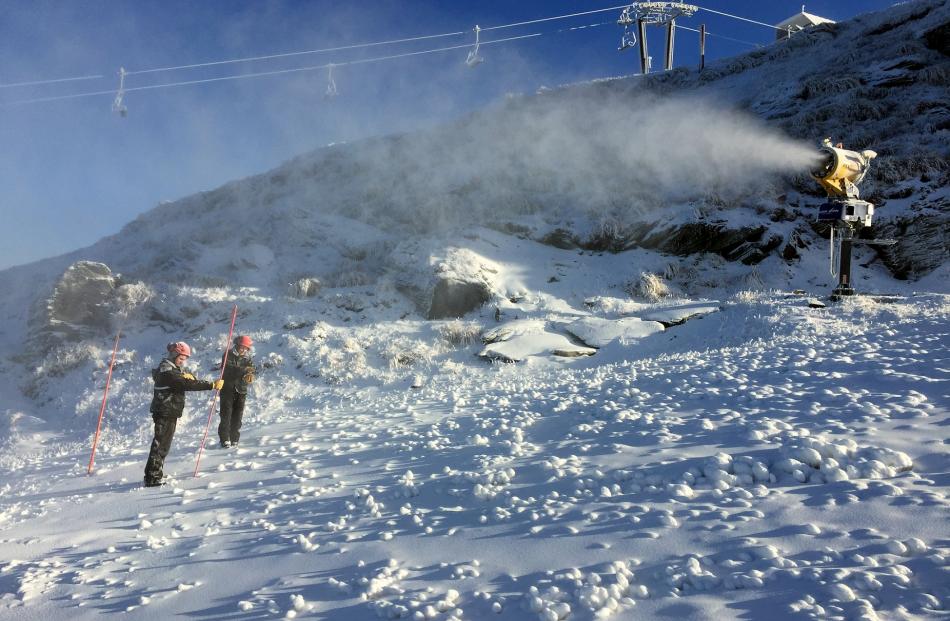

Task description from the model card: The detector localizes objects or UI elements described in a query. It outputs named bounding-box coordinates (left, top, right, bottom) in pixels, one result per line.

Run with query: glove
left=243, top=372, right=255, bottom=384
left=181, top=372, right=197, bottom=381
left=212, top=379, right=225, bottom=391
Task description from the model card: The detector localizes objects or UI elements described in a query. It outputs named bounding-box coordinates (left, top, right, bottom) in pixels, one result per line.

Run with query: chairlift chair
left=325, top=63, right=338, bottom=98
left=111, top=67, right=128, bottom=117
left=465, top=25, right=484, bottom=67
left=619, top=27, right=637, bottom=51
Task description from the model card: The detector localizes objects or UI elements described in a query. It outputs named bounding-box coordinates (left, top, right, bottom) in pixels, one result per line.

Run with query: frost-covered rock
left=45, top=261, right=118, bottom=335
left=29, top=260, right=152, bottom=359
left=288, top=277, right=321, bottom=298
left=624, top=221, right=783, bottom=265
left=428, top=278, right=492, bottom=320
left=482, top=319, right=546, bottom=344
left=640, top=302, right=720, bottom=327
left=425, top=248, right=501, bottom=319
left=479, top=320, right=595, bottom=361
left=562, top=316, right=664, bottom=349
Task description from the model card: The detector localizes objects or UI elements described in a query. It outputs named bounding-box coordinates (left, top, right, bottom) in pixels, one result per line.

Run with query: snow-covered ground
left=0, top=231, right=947, bottom=620
left=1, top=2, right=948, bottom=618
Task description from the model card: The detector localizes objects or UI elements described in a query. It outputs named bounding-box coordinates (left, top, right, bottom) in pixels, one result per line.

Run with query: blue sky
left=0, top=1, right=896, bottom=270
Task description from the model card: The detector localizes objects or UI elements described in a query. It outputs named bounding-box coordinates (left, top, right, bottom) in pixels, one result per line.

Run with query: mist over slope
left=63, top=0, right=948, bottom=286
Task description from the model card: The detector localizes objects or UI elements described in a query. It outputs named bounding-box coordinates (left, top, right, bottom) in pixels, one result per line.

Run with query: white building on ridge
left=775, top=6, right=835, bottom=40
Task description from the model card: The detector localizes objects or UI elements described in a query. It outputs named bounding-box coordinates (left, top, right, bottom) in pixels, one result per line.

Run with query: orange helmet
left=235, top=335, right=253, bottom=348
left=167, top=341, right=191, bottom=357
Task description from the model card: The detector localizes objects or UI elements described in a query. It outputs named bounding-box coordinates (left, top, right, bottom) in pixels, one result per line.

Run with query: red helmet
left=235, top=335, right=253, bottom=348
left=167, top=341, right=192, bottom=358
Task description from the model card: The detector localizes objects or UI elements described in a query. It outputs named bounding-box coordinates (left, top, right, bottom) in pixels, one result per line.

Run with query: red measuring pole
left=194, top=304, right=238, bottom=477
left=87, top=331, right=122, bottom=474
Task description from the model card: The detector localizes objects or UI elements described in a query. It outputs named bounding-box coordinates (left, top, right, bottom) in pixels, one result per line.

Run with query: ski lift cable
left=694, top=6, right=777, bottom=31
left=0, top=20, right=614, bottom=103
left=1, top=32, right=545, bottom=107
left=0, top=32, right=471, bottom=92
left=480, top=4, right=630, bottom=32
left=674, top=23, right=761, bottom=48
left=0, top=74, right=105, bottom=89
left=557, top=20, right=615, bottom=34
left=124, top=30, right=468, bottom=76
left=127, top=5, right=631, bottom=77
left=0, top=1, right=785, bottom=107
left=0, top=4, right=778, bottom=91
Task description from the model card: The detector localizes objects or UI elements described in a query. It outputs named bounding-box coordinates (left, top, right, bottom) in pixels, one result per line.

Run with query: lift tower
left=618, top=2, right=698, bottom=74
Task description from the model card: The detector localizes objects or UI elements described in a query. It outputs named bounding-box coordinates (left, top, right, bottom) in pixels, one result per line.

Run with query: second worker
left=218, top=335, right=256, bottom=448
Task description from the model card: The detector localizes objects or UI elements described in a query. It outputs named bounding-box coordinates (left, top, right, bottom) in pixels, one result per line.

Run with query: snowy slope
left=1, top=1, right=949, bottom=620
left=0, top=287, right=947, bottom=620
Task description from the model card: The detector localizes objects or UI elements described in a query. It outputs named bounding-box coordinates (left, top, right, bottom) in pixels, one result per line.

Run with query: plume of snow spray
left=339, top=90, right=822, bottom=231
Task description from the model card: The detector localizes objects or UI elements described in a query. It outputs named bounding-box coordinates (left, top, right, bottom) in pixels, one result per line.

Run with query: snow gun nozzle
left=811, top=138, right=877, bottom=200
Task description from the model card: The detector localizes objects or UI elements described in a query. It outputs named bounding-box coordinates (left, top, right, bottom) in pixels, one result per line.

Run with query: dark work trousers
left=144, top=416, right=178, bottom=484
left=218, top=390, right=247, bottom=445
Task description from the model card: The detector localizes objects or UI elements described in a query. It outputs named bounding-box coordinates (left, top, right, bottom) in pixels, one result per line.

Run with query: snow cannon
left=811, top=139, right=877, bottom=205
left=811, top=138, right=892, bottom=300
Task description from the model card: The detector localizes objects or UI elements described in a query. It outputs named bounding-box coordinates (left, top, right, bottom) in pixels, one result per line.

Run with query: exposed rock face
left=388, top=242, right=500, bottom=320
left=924, top=19, right=950, bottom=56
left=46, top=261, right=118, bottom=336
left=289, top=277, right=321, bottom=298
left=875, top=211, right=950, bottom=279
left=539, top=228, right=581, bottom=250
left=781, top=227, right=812, bottom=262
left=427, top=278, right=492, bottom=320
left=25, top=261, right=153, bottom=360
left=624, top=222, right=784, bottom=265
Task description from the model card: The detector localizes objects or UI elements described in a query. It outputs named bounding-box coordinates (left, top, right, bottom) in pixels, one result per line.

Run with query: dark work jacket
left=149, top=358, right=214, bottom=418
left=221, top=348, right=255, bottom=395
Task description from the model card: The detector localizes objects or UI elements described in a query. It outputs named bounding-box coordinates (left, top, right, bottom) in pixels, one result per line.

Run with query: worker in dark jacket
left=218, top=335, right=255, bottom=448
left=144, top=341, right=223, bottom=487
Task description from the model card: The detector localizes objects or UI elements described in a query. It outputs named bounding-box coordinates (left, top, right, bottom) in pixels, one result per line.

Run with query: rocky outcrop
left=781, top=227, right=812, bottom=262
left=604, top=221, right=784, bottom=265
left=45, top=261, right=119, bottom=337
left=26, top=261, right=152, bottom=357
left=478, top=320, right=596, bottom=362
left=389, top=241, right=500, bottom=320
left=538, top=228, right=581, bottom=250
left=428, top=278, right=492, bottom=320
left=874, top=211, right=950, bottom=279
left=289, top=277, right=321, bottom=298
left=923, top=18, right=950, bottom=55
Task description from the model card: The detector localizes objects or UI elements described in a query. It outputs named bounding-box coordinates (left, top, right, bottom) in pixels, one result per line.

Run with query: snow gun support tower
left=811, top=138, right=894, bottom=300
left=618, top=2, right=697, bottom=74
